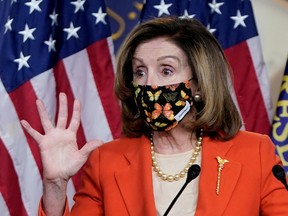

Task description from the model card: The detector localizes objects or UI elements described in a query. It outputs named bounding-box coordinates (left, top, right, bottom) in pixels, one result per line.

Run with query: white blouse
left=152, top=150, right=202, bottom=216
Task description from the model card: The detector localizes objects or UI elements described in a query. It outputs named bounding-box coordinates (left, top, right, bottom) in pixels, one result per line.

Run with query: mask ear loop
left=132, top=82, right=141, bottom=119
left=133, top=97, right=141, bottom=119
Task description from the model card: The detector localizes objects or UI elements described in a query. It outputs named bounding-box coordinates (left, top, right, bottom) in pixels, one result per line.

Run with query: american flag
left=270, top=57, right=288, bottom=174
left=0, top=0, right=121, bottom=215
left=140, top=0, right=273, bottom=134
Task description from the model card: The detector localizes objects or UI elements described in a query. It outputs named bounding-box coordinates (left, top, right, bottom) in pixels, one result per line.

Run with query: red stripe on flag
left=87, top=40, right=122, bottom=139
left=9, top=82, right=43, bottom=175
left=225, top=41, right=270, bottom=134
left=53, top=61, right=87, bottom=190
left=0, top=138, right=28, bottom=216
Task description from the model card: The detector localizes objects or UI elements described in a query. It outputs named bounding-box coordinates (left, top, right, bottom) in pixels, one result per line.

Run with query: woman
left=21, top=17, right=288, bottom=215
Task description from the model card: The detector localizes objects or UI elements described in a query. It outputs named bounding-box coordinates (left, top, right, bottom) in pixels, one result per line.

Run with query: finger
left=36, top=99, right=54, bottom=132
left=79, top=139, right=103, bottom=158
left=21, top=120, right=43, bottom=144
left=68, top=99, right=81, bottom=132
left=56, top=92, right=68, bottom=129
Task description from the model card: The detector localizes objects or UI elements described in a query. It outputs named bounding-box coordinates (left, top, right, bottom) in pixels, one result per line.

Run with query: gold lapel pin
left=216, top=156, right=229, bottom=195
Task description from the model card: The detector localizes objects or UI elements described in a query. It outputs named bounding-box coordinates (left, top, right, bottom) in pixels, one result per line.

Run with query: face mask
left=133, top=80, right=193, bottom=131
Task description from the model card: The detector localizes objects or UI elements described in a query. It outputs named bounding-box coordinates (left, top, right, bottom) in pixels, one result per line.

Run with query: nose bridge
left=146, top=66, right=157, bottom=86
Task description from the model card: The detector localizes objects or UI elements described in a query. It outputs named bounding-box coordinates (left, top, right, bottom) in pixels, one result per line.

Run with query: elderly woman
left=21, top=17, right=288, bottom=216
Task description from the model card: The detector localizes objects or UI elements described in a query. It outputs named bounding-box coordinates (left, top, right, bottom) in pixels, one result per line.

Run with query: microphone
left=272, top=165, right=288, bottom=191
left=163, top=164, right=201, bottom=216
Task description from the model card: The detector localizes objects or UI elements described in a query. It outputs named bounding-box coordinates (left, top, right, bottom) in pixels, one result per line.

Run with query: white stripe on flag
left=0, top=81, right=42, bottom=216
left=67, top=179, right=76, bottom=209
left=227, top=75, right=246, bottom=130
left=0, top=193, right=10, bottom=216
left=247, top=36, right=273, bottom=123
left=63, top=50, right=113, bottom=142
left=30, top=69, right=57, bottom=124
left=107, top=37, right=117, bottom=74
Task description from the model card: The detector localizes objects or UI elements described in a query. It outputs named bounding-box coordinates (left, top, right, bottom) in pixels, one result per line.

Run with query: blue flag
left=271, top=57, right=288, bottom=174
left=107, top=0, right=143, bottom=52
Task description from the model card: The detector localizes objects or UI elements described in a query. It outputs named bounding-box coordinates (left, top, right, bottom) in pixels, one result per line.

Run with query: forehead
left=133, top=37, right=187, bottom=61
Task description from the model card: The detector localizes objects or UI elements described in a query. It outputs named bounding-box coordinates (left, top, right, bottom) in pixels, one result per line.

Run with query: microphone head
left=186, top=164, right=201, bottom=183
left=272, top=165, right=286, bottom=181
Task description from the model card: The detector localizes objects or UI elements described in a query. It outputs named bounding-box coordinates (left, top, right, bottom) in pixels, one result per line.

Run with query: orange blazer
left=39, top=131, right=288, bottom=215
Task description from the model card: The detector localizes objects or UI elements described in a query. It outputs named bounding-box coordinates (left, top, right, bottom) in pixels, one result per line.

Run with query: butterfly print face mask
left=133, top=80, right=193, bottom=131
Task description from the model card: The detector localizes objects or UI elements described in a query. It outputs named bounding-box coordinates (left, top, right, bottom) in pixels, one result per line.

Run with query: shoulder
left=225, top=130, right=277, bottom=162
left=88, top=135, right=150, bottom=161
left=231, top=130, right=274, bottom=149
left=233, top=130, right=271, bottom=141
left=208, top=130, right=274, bottom=151
left=83, top=135, right=151, bottom=181
left=99, top=135, right=148, bottom=152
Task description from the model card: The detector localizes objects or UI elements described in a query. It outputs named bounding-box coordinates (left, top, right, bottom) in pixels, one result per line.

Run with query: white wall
left=252, top=0, right=288, bottom=115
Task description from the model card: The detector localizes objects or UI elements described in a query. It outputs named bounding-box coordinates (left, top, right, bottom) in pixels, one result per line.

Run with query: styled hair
left=115, top=16, right=242, bottom=140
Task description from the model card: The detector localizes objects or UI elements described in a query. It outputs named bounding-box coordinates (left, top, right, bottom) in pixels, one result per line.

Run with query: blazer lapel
left=195, top=137, right=242, bottom=216
left=113, top=135, right=242, bottom=215
left=114, top=136, right=157, bottom=216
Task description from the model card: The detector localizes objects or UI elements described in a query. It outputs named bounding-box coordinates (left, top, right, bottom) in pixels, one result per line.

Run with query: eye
left=133, top=68, right=146, bottom=78
left=162, top=67, right=174, bottom=76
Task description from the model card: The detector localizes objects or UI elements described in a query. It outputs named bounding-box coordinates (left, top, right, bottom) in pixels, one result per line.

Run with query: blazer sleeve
left=70, top=148, right=104, bottom=215
left=38, top=198, right=70, bottom=216
left=260, top=135, right=288, bottom=215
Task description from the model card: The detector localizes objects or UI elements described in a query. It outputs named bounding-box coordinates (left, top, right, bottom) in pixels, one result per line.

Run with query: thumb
left=80, top=139, right=103, bottom=158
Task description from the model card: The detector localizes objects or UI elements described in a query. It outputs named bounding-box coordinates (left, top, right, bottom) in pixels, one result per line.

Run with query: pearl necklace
left=150, top=129, right=203, bottom=182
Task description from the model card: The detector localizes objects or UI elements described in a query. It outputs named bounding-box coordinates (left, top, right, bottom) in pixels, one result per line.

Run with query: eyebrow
left=132, top=57, right=144, bottom=64
left=157, top=55, right=181, bottom=63
left=132, top=55, right=181, bottom=64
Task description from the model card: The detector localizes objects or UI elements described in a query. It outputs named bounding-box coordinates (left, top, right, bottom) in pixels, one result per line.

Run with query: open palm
left=21, top=93, right=102, bottom=181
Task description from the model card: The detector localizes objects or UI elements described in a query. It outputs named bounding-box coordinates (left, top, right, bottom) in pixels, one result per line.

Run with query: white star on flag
left=18, top=24, right=36, bottom=42
left=71, top=0, right=86, bottom=13
left=179, top=10, right=195, bottom=19
left=208, top=0, right=224, bottom=14
left=44, top=35, right=56, bottom=52
left=230, top=10, right=249, bottom=29
left=63, top=22, right=81, bottom=39
left=92, top=7, right=107, bottom=24
left=25, top=0, right=43, bottom=14
left=49, top=10, right=58, bottom=26
left=11, top=0, right=17, bottom=5
left=207, top=24, right=216, bottom=34
left=4, top=17, right=13, bottom=33
left=13, top=52, right=31, bottom=71
left=153, top=0, right=172, bottom=17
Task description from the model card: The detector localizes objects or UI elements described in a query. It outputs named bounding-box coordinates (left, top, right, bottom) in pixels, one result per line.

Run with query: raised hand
left=21, top=92, right=102, bottom=182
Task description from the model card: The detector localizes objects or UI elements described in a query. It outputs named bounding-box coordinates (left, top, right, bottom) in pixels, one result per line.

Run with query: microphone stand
left=272, top=165, right=288, bottom=191
left=163, top=181, right=189, bottom=216
left=163, top=164, right=200, bottom=216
